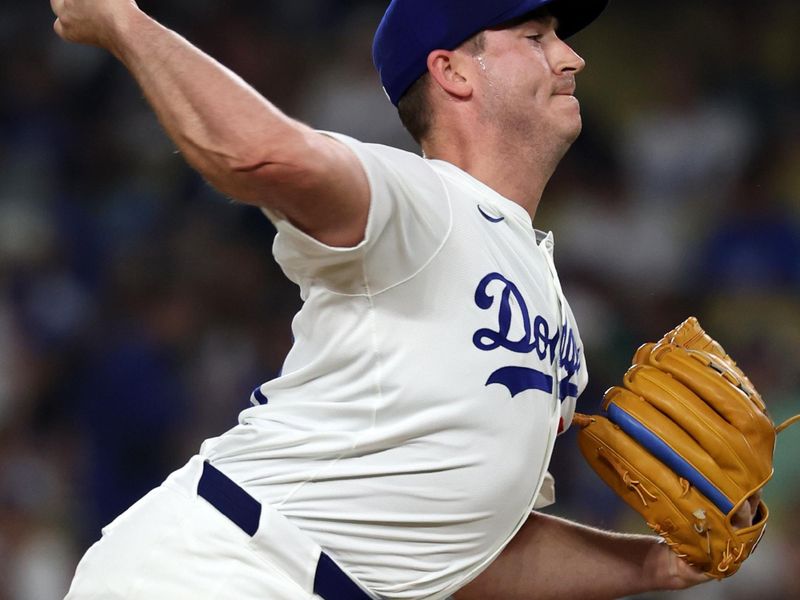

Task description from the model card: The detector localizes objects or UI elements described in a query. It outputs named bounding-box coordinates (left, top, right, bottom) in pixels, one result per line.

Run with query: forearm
left=53, top=1, right=369, bottom=244
left=88, top=5, right=310, bottom=202
left=456, top=512, right=671, bottom=600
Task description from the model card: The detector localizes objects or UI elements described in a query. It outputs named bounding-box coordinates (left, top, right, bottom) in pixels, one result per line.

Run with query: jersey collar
left=429, top=159, right=554, bottom=248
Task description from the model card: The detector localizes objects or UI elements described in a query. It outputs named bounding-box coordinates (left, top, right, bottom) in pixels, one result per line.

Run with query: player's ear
left=426, top=49, right=473, bottom=101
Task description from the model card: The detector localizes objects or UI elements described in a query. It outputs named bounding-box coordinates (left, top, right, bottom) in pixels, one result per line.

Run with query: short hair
left=397, top=32, right=486, bottom=145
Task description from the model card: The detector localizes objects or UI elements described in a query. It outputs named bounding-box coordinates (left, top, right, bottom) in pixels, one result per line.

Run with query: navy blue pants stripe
left=198, top=461, right=261, bottom=536
left=197, top=461, right=372, bottom=599
left=315, top=552, right=372, bottom=600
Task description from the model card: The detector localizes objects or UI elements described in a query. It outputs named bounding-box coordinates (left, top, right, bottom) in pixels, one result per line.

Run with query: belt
left=197, top=461, right=372, bottom=600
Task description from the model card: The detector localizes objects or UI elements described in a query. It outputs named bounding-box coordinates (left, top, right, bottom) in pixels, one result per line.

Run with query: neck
left=423, top=126, right=568, bottom=220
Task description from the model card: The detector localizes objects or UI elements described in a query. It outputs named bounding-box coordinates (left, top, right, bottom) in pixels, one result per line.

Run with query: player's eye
left=526, top=34, right=543, bottom=43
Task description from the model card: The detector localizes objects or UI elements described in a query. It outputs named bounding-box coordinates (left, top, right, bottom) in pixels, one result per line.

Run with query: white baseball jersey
left=199, top=133, right=588, bottom=599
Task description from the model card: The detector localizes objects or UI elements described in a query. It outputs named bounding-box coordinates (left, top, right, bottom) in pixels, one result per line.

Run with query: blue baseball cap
left=373, top=0, right=609, bottom=106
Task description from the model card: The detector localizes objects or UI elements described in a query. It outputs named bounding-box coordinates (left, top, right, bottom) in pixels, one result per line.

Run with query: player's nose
left=551, top=37, right=586, bottom=76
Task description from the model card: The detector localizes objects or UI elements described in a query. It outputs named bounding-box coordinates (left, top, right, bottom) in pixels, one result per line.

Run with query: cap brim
left=549, top=0, right=609, bottom=39
left=488, top=0, right=609, bottom=39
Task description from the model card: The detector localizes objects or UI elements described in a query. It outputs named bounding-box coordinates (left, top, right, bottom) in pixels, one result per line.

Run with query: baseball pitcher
left=51, top=0, right=792, bottom=598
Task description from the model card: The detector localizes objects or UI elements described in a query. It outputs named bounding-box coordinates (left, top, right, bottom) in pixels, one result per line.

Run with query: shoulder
left=321, top=132, right=439, bottom=190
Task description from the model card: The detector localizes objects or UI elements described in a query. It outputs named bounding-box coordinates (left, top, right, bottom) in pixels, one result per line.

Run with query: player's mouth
left=553, top=78, right=577, bottom=97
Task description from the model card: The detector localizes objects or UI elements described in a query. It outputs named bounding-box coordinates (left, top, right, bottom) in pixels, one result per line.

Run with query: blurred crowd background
left=1, top=1, right=798, bottom=598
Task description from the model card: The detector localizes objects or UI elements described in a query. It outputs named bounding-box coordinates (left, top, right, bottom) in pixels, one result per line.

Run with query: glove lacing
left=717, top=540, right=746, bottom=573
left=646, top=521, right=689, bottom=559
left=597, top=447, right=658, bottom=506
left=776, top=414, right=800, bottom=434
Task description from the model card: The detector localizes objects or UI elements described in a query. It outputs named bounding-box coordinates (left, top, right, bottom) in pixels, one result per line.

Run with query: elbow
left=217, top=145, right=294, bottom=180
left=203, top=134, right=318, bottom=205
left=227, top=124, right=317, bottom=176
left=228, top=157, right=273, bottom=174
left=175, top=117, right=317, bottom=190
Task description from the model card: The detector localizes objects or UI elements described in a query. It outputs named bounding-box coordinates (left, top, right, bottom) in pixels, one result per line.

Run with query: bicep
left=264, top=136, right=451, bottom=295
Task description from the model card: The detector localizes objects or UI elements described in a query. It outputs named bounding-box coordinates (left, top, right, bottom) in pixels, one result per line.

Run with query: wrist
left=103, top=4, right=149, bottom=61
left=644, top=537, right=710, bottom=591
left=642, top=538, right=671, bottom=590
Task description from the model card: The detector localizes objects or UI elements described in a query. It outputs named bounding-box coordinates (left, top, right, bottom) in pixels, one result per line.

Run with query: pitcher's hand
left=51, top=0, right=141, bottom=50
left=644, top=540, right=710, bottom=591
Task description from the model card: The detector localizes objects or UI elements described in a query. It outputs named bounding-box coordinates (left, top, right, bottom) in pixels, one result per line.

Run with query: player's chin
left=558, top=113, right=583, bottom=145
left=553, top=96, right=582, bottom=124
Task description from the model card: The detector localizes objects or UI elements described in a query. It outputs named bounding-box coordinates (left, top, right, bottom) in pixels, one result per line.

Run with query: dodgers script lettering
left=473, top=272, right=581, bottom=400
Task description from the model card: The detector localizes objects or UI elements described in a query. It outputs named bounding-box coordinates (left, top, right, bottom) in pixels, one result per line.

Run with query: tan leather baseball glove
left=574, top=317, right=799, bottom=579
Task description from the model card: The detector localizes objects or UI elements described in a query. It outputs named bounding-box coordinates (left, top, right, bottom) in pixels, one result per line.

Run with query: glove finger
left=698, top=351, right=766, bottom=413
left=620, top=366, right=767, bottom=488
left=603, top=385, right=740, bottom=514
left=648, top=344, right=774, bottom=444
left=603, top=385, right=743, bottom=505
left=631, top=342, right=656, bottom=366
left=660, top=317, right=765, bottom=411
left=664, top=316, right=724, bottom=354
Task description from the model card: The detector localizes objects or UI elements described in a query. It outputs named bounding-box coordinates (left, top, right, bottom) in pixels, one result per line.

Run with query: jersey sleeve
left=264, top=132, right=452, bottom=297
